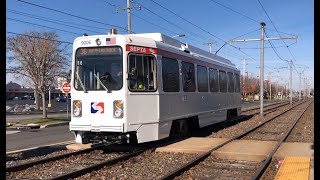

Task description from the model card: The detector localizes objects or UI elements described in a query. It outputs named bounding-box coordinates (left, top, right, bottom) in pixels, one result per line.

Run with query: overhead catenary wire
left=257, top=0, right=297, bottom=61
left=101, top=0, right=205, bottom=45
left=207, top=0, right=260, bottom=24
left=239, top=42, right=296, bottom=49
left=140, top=0, right=261, bottom=62
left=7, top=17, right=82, bottom=36
left=17, top=0, right=129, bottom=33
left=145, top=0, right=233, bottom=44
left=264, top=30, right=288, bottom=62
left=265, top=28, right=297, bottom=37
left=131, top=0, right=210, bottom=41
left=7, top=9, right=106, bottom=34
left=7, top=31, right=73, bottom=44
left=131, top=12, right=203, bottom=44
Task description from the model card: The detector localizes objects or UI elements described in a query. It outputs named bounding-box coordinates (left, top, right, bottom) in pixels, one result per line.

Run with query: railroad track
left=6, top=101, right=304, bottom=179
left=241, top=100, right=289, bottom=113
left=6, top=137, right=186, bottom=180
left=160, top=100, right=312, bottom=180
left=241, top=100, right=291, bottom=115
left=6, top=141, right=143, bottom=179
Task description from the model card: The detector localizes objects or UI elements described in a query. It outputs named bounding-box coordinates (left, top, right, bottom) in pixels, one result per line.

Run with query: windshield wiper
left=76, top=71, right=88, bottom=93
left=94, top=74, right=111, bottom=93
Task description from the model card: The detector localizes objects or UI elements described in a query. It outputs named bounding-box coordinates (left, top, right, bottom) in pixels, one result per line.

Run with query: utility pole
left=242, top=59, right=248, bottom=83
left=117, top=0, right=141, bottom=34
left=304, top=77, right=306, bottom=100
left=260, top=23, right=265, bottom=116
left=269, top=72, right=272, bottom=100
left=299, top=66, right=308, bottom=101
left=230, top=22, right=297, bottom=116
left=242, top=59, right=248, bottom=95
left=298, top=72, right=301, bottom=101
left=289, top=60, right=293, bottom=105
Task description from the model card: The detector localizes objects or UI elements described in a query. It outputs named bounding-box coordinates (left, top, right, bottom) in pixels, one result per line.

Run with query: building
left=6, top=81, right=67, bottom=100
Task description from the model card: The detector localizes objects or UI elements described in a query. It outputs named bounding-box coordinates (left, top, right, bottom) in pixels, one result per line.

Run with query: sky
left=6, top=0, right=314, bottom=91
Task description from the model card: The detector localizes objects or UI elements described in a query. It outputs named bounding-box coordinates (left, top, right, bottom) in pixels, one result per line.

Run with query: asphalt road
left=6, top=125, right=74, bottom=152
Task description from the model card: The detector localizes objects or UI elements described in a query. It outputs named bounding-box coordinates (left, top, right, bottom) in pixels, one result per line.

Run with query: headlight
left=113, top=100, right=123, bottom=118
left=73, top=100, right=82, bottom=117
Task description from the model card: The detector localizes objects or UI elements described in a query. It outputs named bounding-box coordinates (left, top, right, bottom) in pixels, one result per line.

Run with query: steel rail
left=241, top=100, right=289, bottom=113
left=251, top=100, right=313, bottom=180
left=160, top=100, right=307, bottom=180
left=50, top=148, right=145, bottom=180
left=6, top=142, right=111, bottom=172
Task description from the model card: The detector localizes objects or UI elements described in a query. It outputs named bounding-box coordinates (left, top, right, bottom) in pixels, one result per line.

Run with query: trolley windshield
left=74, top=46, right=123, bottom=91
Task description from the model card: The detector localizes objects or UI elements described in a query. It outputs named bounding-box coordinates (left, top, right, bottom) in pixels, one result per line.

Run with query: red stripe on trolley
left=126, top=45, right=157, bottom=55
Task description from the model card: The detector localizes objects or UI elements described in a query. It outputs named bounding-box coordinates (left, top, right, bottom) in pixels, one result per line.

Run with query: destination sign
left=76, top=47, right=122, bottom=56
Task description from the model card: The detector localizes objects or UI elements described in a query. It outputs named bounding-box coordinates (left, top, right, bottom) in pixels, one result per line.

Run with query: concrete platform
left=156, top=137, right=314, bottom=163
left=66, top=143, right=92, bottom=150
left=274, top=142, right=314, bottom=159
left=213, top=139, right=278, bottom=162
left=155, top=137, right=230, bottom=153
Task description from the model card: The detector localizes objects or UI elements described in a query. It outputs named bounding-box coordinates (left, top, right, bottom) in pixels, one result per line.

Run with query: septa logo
left=91, top=102, right=104, bottom=114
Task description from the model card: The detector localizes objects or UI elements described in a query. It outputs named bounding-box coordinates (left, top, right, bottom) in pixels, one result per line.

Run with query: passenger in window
left=138, top=81, right=144, bottom=90
left=100, top=72, right=117, bottom=90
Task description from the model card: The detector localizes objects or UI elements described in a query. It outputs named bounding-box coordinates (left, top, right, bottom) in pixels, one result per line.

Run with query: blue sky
left=6, top=0, right=314, bottom=90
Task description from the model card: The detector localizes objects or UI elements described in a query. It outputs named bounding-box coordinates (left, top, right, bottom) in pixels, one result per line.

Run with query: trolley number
left=81, top=40, right=91, bottom=45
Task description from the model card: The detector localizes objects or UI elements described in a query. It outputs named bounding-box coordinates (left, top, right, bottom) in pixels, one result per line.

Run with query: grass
left=8, top=116, right=70, bottom=128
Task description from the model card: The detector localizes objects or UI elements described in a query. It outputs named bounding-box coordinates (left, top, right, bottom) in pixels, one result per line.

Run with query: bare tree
left=6, top=31, right=69, bottom=118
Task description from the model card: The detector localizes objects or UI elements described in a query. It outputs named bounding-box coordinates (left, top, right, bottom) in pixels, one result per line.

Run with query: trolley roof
left=129, top=33, right=237, bottom=70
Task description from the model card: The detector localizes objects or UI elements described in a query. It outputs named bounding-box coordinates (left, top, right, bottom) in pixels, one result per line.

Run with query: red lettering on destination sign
left=126, top=45, right=157, bottom=54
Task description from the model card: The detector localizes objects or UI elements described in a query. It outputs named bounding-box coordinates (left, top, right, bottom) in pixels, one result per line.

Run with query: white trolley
left=70, top=30, right=241, bottom=144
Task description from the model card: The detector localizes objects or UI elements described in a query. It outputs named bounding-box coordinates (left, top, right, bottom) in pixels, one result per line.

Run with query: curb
left=6, top=122, right=70, bottom=130
left=6, top=110, right=68, bottom=116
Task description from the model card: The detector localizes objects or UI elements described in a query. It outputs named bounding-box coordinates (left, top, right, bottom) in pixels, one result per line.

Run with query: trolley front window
left=74, top=46, right=123, bottom=91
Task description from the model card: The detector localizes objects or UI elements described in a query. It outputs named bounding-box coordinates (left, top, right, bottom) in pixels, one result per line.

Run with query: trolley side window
left=227, top=72, right=234, bottom=92
left=181, top=61, right=195, bottom=92
left=235, top=73, right=240, bottom=92
left=128, top=54, right=156, bottom=91
left=162, top=57, right=179, bottom=92
left=219, top=70, right=227, bottom=92
left=209, top=68, right=219, bottom=92
left=197, top=65, right=208, bottom=92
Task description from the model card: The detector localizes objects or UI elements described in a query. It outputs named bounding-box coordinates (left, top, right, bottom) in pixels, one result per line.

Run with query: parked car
left=56, top=96, right=67, bottom=102
left=20, top=95, right=32, bottom=100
